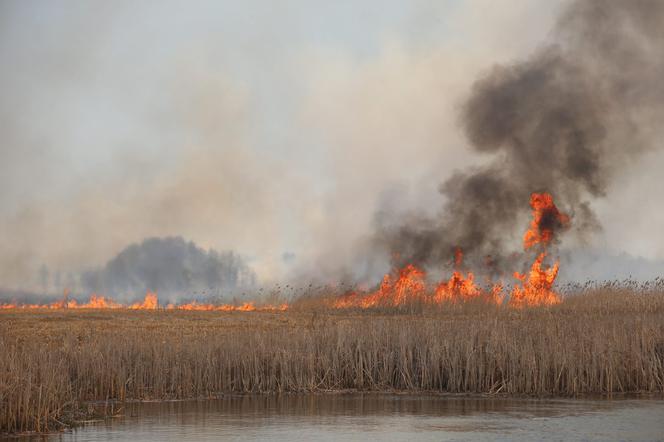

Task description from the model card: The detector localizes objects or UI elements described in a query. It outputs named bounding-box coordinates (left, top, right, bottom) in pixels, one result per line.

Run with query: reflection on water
left=19, top=394, right=664, bottom=441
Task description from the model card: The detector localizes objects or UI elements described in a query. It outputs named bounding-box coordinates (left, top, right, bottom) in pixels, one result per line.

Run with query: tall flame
left=0, top=193, right=569, bottom=312
left=334, top=250, right=504, bottom=308
left=333, top=192, right=567, bottom=309
left=510, top=192, right=567, bottom=307
left=523, top=192, right=570, bottom=250
left=509, top=252, right=561, bottom=307
left=334, top=264, right=426, bottom=308
left=129, top=291, right=158, bottom=309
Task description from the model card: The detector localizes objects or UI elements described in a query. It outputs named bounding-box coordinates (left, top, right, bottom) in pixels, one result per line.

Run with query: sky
left=2, top=0, right=663, bottom=293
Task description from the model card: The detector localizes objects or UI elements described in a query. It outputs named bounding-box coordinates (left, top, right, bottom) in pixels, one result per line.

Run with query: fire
left=511, top=192, right=567, bottom=307
left=434, top=271, right=480, bottom=303
left=0, top=194, right=569, bottom=312
left=333, top=192, right=567, bottom=310
left=454, top=247, right=463, bottom=267
left=334, top=265, right=426, bottom=308
left=366, top=264, right=426, bottom=307
left=129, top=291, right=158, bottom=310
left=509, top=252, right=561, bottom=307
left=334, top=252, right=503, bottom=308
left=523, top=192, right=570, bottom=250
left=71, top=295, right=123, bottom=309
left=0, top=293, right=126, bottom=310
left=434, top=248, right=484, bottom=303
left=0, top=291, right=288, bottom=312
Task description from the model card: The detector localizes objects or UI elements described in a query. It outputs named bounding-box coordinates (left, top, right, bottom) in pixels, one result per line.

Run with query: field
left=2, top=288, right=664, bottom=434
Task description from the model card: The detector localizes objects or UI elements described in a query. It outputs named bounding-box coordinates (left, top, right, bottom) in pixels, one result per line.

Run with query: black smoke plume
left=376, top=0, right=664, bottom=274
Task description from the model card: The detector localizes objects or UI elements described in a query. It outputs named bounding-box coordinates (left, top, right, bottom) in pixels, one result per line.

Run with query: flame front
left=510, top=192, right=567, bottom=306
left=129, top=291, right=158, bottom=309
left=332, top=192, right=567, bottom=309
left=0, top=291, right=288, bottom=312
left=334, top=252, right=504, bottom=308
left=0, top=193, right=569, bottom=311
left=509, top=252, right=561, bottom=307
left=434, top=271, right=479, bottom=303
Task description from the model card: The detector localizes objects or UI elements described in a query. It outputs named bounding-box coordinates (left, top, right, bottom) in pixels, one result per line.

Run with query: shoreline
left=6, top=391, right=664, bottom=437
left=2, top=293, right=664, bottom=434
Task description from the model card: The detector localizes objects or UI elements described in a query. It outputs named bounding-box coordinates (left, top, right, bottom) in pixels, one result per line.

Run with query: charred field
left=2, top=288, right=664, bottom=435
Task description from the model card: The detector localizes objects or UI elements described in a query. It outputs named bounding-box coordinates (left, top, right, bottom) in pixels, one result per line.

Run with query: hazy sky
left=2, top=0, right=662, bottom=290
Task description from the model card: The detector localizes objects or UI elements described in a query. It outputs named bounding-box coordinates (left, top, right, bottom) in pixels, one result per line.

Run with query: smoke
left=376, top=0, right=664, bottom=273
left=4, top=0, right=553, bottom=291
left=80, top=237, right=256, bottom=302
left=0, top=3, right=305, bottom=289
left=3, top=1, right=663, bottom=293
left=559, top=248, right=664, bottom=284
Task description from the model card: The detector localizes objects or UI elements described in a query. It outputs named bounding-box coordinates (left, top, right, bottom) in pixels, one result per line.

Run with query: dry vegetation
left=1, top=288, right=664, bottom=434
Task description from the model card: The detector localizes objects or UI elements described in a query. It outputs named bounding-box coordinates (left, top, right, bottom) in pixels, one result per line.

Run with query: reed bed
left=1, top=289, right=664, bottom=434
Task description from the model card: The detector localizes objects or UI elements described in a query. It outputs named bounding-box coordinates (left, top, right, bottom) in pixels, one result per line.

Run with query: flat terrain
left=2, top=290, right=664, bottom=434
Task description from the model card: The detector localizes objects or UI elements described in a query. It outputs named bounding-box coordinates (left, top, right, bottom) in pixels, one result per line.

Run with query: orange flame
left=523, top=192, right=570, bottom=250
left=334, top=253, right=504, bottom=309
left=333, top=192, right=568, bottom=310
left=510, top=192, right=568, bottom=306
left=453, top=247, right=463, bottom=268
left=354, top=264, right=427, bottom=308
left=0, top=293, right=127, bottom=310
left=0, top=194, right=570, bottom=312
left=332, top=265, right=425, bottom=308
left=434, top=271, right=480, bottom=303
left=0, top=291, right=288, bottom=312
left=129, top=291, right=158, bottom=310
left=73, top=294, right=124, bottom=309
left=509, top=252, right=561, bottom=307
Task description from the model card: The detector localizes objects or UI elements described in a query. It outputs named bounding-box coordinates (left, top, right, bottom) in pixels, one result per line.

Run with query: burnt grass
left=1, top=288, right=664, bottom=434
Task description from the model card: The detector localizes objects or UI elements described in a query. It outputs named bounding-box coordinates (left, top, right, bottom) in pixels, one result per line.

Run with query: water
left=16, top=394, right=664, bottom=441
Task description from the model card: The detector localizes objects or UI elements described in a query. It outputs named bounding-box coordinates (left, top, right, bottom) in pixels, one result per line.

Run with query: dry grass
left=1, top=288, right=664, bottom=434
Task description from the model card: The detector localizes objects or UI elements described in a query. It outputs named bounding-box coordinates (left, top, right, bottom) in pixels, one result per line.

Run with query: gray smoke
left=376, top=0, right=664, bottom=274
left=80, top=237, right=256, bottom=302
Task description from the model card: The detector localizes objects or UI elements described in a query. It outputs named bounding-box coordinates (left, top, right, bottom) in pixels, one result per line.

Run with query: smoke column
left=375, top=0, right=664, bottom=274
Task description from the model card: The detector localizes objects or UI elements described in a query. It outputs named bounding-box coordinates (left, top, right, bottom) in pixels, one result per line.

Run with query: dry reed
left=1, top=288, right=663, bottom=434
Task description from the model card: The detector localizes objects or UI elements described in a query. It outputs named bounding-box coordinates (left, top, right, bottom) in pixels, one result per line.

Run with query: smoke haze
left=376, top=0, right=664, bottom=276
left=1, top=0, right=664, bottom=297
left=80, top=237, right=255, bottom=302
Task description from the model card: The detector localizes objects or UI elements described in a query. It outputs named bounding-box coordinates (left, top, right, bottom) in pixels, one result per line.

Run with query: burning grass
left=2, top=287, right=664, bottom=434
left=0, top=192, right=575, bottom=315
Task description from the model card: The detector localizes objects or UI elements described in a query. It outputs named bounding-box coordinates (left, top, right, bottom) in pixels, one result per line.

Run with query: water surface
left=21, top=394, right=664, bottom=441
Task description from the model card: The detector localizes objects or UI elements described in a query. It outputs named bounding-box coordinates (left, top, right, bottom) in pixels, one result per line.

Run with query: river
left=13, top=394, right=664, bottom=441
